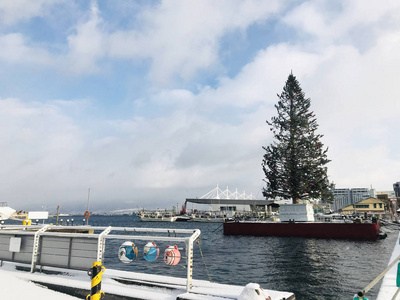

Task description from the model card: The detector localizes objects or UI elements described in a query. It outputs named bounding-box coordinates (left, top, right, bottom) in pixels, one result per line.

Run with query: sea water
left=36, top=215, right=400, bottom=299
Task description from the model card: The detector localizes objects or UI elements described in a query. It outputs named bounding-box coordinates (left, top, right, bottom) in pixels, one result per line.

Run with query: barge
left=224, top=203, right=384, bottom=240
left=223, top=221, right=381, bottom=240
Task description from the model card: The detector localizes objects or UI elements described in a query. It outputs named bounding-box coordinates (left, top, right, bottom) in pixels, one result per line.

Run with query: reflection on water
left=11, top=215, right=396, bottom=300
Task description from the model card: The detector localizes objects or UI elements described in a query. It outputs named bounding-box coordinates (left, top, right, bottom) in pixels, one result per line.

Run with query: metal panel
left=70, top=248, right=96, bottom=258
left=9, top=237, right=21, bottom=252
left=69, top=256, right=96, bottom=270
left=0, top=235, right=15, bottom=260
left=13, top=251, right=32, bottom=262
left=35, top=236, right=98, bottom=270
left=0, top=234, right=32, bottom=263
left=39, top=253, right=70, bottom=267
left=41, top=246, right=70, bottom=256
left=0, top=245, right=8, bottom=251
left=71, top=238, right=97, bottom=250
left=0, top=243, right=10, bottom=250
left=42, top=236, right=71, bottom=249
left=0, top=235, right=11, bottom=244
left=0, top=246, right=13, bottom=260
left=20, top=236, right=34, bottom=250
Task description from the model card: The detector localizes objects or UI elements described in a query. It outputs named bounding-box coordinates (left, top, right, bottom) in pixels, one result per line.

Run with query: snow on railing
left=0, top=224, right=201, bottom=292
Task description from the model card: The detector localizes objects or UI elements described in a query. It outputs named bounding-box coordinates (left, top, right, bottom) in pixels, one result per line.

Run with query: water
left=29, top=215, right=400, bottom=299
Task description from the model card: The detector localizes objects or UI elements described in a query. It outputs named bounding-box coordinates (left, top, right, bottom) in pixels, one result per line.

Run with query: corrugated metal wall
left=0, top=233, right=97, bottom=270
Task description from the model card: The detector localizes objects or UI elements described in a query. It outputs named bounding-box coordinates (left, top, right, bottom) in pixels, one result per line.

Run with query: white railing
left=0, top=224, right=201, bottom=292
left=356, top=252, right=400, bottom=300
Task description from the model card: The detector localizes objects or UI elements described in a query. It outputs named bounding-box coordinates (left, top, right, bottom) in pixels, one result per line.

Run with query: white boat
left=0, top=206, right=16, bottom=221
left=140, top=212, right=177, bottom=222
left=175, top=215, right=193, bottom=222
left=190, top=213, right=226, bottom=223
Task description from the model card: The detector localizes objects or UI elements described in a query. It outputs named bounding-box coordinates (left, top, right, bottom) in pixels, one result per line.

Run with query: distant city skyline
left=1, top=1, right=400, bottom=212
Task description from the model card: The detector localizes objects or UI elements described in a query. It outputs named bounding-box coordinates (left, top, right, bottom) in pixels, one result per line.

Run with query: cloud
left=0, top=0, right=285, bottom=82
left=66, top=0, right=105, bottom=74
left=102, top=0, right=285, bottom=84
left=1, top=0, right=400, bottom=212
left=0, top=33, right=54, bottom=66
left=0, top=98, right=86, bottom=208
left=283, top=1, right=400, bottom=47
left=0, top=0, right=53, bottom=25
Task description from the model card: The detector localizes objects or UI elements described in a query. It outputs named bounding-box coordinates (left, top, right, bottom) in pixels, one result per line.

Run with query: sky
left=1, top=0, right=400, bottom=213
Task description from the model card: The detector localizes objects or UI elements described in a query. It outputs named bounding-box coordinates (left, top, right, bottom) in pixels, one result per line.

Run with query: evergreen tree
left=262, top=73, right=333, bottom=204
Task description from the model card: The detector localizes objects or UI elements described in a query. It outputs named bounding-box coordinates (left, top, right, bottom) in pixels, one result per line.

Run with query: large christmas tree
left=262, top=73, right=333, bottom=204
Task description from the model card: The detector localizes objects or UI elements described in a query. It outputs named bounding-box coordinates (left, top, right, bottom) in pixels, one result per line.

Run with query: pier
left=0, top=224, right=295, bottom=299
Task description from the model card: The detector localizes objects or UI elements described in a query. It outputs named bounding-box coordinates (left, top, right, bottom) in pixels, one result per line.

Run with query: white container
left=279, top=203, right=315, bottom=222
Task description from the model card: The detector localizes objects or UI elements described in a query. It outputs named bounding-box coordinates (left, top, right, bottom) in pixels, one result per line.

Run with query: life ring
left=84, top=211, right=90, bottom=219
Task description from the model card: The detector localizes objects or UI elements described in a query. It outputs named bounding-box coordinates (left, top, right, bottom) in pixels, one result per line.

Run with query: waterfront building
left=332, top=188, right=372, bottom=211
left=375, top=190, right=397, bottom=212
left=341, top=197, right=385, bottom=216
left=332, top=188, right=352, bottom=211
left=186, top=184, right=271, bottom=214
left=376, top=190, right=396, bottom=201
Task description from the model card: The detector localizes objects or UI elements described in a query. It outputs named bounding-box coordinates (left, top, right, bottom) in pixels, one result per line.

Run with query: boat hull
left=223, top=221, right=380, bottom=240
left=190, top=217, right=225, bottom=223
left=140, top=217, right=177, bottom=222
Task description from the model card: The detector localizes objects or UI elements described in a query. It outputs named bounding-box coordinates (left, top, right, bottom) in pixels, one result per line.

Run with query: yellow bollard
left=23, top=218, right=31, bottom=225
left=86, top=261, right=105, bottom=300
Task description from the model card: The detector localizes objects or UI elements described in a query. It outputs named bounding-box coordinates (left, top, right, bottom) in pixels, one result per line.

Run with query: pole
left=87, top=188, right=90, bottom=225
left=86, top=261, right=105, bottom=300
left=56, top=205, right=60, bottom=225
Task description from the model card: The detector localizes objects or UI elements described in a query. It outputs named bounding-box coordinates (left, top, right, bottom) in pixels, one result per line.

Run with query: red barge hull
left=223, top=221, right=380, bottom=240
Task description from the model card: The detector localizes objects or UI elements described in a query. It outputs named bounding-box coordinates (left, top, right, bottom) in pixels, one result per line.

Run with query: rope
left=196, top=237, right=212, bottom=282
left=212, top=223, right=223, bottom=232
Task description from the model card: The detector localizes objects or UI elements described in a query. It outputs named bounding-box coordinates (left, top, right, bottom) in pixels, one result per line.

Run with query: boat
left=189, top=211, right=230, bottom=223
left=223, top=203, right=385, bottom=240
left=175, top=214, right=193, bottom=222
left=140, top=211, right=177, bottom=222
left=0, top=205, right=16, bottom=221
left=190, top=215, right=226, bottom=222
left=223, top=220, right=382, bottom=239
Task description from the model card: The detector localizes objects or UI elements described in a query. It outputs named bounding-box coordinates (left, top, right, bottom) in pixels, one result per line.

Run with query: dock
left=0, top=261, right=294, bottom=299
left=0, top=224, right=295, bottom=299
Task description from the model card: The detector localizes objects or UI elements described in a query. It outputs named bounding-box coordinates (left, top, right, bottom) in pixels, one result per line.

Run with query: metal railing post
left=30, top=225, right=50, bottom=273
left=97, top=226, right=112, bottom=263
left=186, top=229, right=200, bottom=291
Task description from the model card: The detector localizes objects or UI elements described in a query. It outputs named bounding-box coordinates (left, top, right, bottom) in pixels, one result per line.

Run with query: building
left=394, top=181, right=400, bottom=198
left=376, top=190, right=396, bottom=201
left=341, top=197, right=385, bottom=216
left=185, top=184, right=273, bottom=214
left=332, top=188, right=352, bottom=211
left=352, top=188, right=374, bottom=202
left=332, top=188, right=372, bottom=211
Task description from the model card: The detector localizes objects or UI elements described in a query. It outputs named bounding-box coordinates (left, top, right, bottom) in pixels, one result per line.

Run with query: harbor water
left=46, top=215, right=398, bottom=299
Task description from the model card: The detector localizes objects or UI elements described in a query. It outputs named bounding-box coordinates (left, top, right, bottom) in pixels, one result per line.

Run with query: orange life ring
left=84, top=211, right=90, bottom=219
